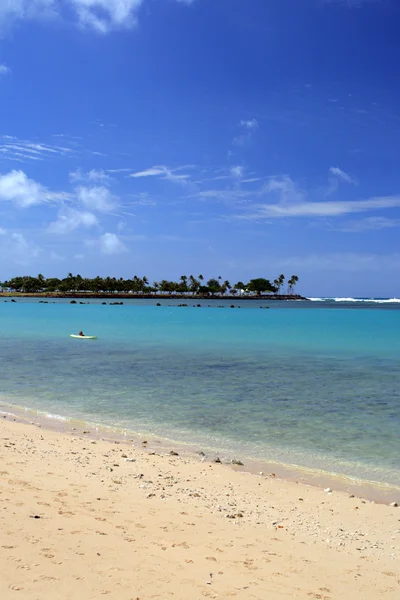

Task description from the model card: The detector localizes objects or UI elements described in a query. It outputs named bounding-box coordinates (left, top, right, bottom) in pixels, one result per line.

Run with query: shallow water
left=1, top=299, right=400, bottom=487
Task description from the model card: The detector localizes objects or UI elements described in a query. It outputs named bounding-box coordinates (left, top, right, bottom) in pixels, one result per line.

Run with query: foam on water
left=308, top=297, right=400, bottom=303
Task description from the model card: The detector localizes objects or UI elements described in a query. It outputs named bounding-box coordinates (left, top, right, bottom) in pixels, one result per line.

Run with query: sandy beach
left=0, top=417, right=399, bottom=599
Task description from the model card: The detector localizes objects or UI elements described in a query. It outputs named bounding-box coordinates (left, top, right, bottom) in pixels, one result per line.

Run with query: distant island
left=0, top=273, right=305, bottom=300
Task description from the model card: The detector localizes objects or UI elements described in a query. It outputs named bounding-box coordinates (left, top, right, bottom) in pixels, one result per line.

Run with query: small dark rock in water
left=231, top=459, right=244, bottom=466
left=156, top=303, right=161, bottom=306
left=197, top=304, right=201, bottom=307
left=197, top=451, right=206, bottom=456
left=11, top=299, right=16, bottom=302
left=214, top=457, right=222, bottom=463
left=169, top=451, right=179, bottom=456
left=70, top=300, right=77, bottom=304
left=102, top=302, right=107, bottom=305
left=230, top=305, right=235, bottom=308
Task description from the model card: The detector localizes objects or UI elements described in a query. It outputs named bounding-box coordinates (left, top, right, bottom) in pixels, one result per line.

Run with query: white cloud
left=77, top=185, right=118, bottom=212
left=70, top=168, right=111, bottom=184
left=131, top=166, right=167, bottom=178
left=337, top=216, right=400, bottom=232
left=239, top=119, right=258, bottom=130
left=0, top=169, right=69, bottom=207
left=99, top=232, right=127, bottom=254
left=130, top=165, right=191, bottom=184
left=0, top=64, right=11, bottom=75
left=230, top=166, right=244, bottom=179
left=0, top=232, right=41, bottom=266
left=70, top=0, right=144, bottom=33
left=0, top=135, right=74, bottom=163
left=237, top=195, right=400, bottom=220
left=329, top=167, right=357, bottom=185
left=0, top=170, right=47, bottom=207
left=48, top=207, right=98, bottom=234
left=0, top=0, right=195, bottom=34
left=263, top=176, right=305, bottom=204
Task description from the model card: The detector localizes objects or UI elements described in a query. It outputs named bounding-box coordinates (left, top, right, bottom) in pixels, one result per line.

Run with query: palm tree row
left=0, top=273, right=300, bottom=296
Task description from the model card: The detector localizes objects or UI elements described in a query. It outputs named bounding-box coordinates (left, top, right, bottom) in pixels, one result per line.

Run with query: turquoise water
left=1, top=299, right=400, bottom=487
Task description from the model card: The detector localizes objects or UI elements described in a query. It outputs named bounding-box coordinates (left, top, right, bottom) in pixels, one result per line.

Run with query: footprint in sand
left=9, top=585, right=24, bottom=591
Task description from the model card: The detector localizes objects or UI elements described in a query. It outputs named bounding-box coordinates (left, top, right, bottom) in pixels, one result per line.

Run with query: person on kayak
left=78, top=331, right=85, bottom=336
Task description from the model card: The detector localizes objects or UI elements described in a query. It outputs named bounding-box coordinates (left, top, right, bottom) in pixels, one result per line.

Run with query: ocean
left=1, top=297, right=400, bottom=492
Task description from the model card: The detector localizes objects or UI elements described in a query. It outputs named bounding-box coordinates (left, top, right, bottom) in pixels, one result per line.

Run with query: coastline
left=2, top=402, right=399, bottom=505
left=1, top=416, right=399, bottom=599
left=0, top=292, right=307, bottom=301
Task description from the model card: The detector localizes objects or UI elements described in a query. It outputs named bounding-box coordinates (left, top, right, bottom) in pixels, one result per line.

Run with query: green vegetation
left=0, top=273, right=300, bottom=296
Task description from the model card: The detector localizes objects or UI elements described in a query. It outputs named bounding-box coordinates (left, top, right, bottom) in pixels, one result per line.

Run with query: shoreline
left=2, top=401, right=399, bottom=506
left=1, top=416, right=399, bottom=599
left=0, top=292, right=307, bottom=301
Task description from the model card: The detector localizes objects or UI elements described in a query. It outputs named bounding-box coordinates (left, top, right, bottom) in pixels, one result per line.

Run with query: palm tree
left=221, top=280, right=231, bottom=295
left=189, top=275, right=199, bottom=295
left=277, top=274, right=285, bottom=295
left=288, top=275, right=299, bottom=295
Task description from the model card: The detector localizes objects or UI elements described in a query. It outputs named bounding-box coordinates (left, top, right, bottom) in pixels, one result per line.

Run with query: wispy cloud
left=0, top=231, right=41, bottom=266
left=0, top=0, right=196, bottom=35
left=76, top=185, right=118, bottom=213
left=329, top=166, right=357, bottom=185
left=321, top=0, right=380, bottom=7
left=336, top=216, right=400, bottom=232
left=70, top=168, right=112, bottom=184
left=237, top=195, right=400, bottom=220
left=48, top=207, right=98, bottom=234
left=130, top=165, right=192, bottom=184
left=230, top=165, right=244, bottom=179
left=0, top=136, right=74, bottom=164
left=0, top=64, right=11, bottom=76
left=239, top=119, right=258, bottom=130
left=233, top=118, right=259, bottom=146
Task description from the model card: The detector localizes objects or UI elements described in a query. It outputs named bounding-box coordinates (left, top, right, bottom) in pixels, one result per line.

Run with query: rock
left=231, top=459, right=244, bottom=466
left=197, top=451, right=206, bottom=456
left=169, top=451, right=179, bottom=456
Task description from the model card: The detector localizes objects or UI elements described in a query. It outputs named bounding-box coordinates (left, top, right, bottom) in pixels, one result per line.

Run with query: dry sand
left=0, top=417, right=399, bottom=599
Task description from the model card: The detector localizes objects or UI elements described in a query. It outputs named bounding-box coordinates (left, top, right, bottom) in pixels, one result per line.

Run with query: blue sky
left=0, top=0, right=400, bottom=296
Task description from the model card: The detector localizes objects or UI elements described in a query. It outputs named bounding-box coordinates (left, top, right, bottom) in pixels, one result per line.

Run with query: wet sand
left=0, top=417, right=399, bottom=599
